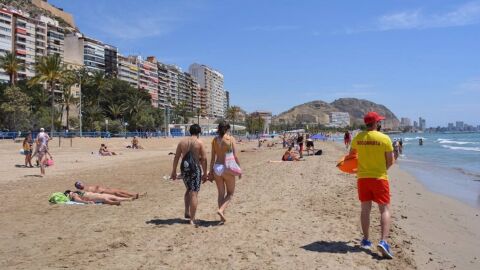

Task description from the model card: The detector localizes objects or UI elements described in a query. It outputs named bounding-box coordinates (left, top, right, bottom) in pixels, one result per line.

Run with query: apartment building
left=104, top=44, right=117, bottom=77
left=64, top=33, right=104, bottom=73
left=157, top=62, right=169, bottom=108
left=138, top=56, right=159, bottom=107
left=117, top=54, right=138, bottom=88
left=0, top=7, right=65, bottom=82
left=0, top=9, right=13, bottom=82
left=329, top=112, right=350, bottom=128
left=189, top=63, right=227, bottom=118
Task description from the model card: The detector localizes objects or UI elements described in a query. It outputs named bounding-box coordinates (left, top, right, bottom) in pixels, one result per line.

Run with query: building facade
left=329, top=112, right=350, bottom=127
left=104, top=44, right=117, bottom=77
left=189, top=63, right=227, bottom=118
left=117, top=54, right=138, bottom=88
left=138, top=56, right=159, bottom=107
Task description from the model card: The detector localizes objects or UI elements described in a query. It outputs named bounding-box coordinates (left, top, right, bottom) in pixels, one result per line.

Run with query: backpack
left=49, top=192, right=70, bottom=204
left=315, top=150, right=323, bottom=156
left=180, top=140, right=199, bottom=179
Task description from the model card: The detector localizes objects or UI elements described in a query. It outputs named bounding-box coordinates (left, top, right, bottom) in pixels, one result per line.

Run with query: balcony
left=15, top=28, right=27, bottom=35
left=16, top=49, right=27, bottom=55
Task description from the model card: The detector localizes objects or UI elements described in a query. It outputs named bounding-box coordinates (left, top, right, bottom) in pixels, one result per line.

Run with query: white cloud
left=347, top=1, right=480, bottom=33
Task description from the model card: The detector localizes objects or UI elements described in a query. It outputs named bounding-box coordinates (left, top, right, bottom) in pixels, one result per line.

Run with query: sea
left=391, top=132, right=480, bottom=208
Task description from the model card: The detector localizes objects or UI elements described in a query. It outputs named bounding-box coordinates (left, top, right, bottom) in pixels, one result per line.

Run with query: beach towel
left=48, top=192, right=70, bottom=204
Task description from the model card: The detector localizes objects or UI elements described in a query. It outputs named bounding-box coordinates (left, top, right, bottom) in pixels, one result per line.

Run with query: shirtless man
left=64, top=190, right=133, bottom=205
left=170, top=124, right=208, bottom=226
left=74, top=181, right=142, bottom=199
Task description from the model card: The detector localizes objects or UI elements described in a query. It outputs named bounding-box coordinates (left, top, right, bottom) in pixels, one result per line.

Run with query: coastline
left=389, top=166, right=480, bottom=269
left=0, top=138, right=478, bottom=269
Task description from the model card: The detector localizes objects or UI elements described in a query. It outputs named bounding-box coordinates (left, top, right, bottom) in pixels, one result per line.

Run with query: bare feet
left=190, top=219, right=198, bottom=227
left=217, top=210, right=226, bottom=223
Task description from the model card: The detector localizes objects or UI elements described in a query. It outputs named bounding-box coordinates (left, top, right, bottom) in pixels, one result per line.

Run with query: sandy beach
left=0, top=137, right=479, bottom=269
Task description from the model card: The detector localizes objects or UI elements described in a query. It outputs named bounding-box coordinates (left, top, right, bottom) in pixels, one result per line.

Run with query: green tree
left=59, top=70, right=78, bottom=130
left=30, top=54, right=65, bottom=133
left=106, top=103, right=126, bottom=120
left=0, top=52, right=22, bottom=86
left=84, top=104, right=104, bottom=131
left=226, top=105, right=241, bottom=135
left=245, top=114, right=265, bottom=134
left=0, top=86, right=31, bottom=130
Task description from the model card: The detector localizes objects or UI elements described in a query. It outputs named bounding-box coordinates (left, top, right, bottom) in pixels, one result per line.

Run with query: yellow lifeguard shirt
left=351, top=131, right=393, bottom=180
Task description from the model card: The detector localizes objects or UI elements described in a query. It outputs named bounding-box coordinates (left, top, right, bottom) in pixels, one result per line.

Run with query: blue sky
left=50, top=0, right=480, bottom=127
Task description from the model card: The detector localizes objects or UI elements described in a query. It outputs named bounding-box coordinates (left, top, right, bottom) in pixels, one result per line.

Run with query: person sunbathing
left=74, top=181, right=143, bottom=199
left=64, top=190, right=133, bottom=205
left=282, top=147, right=301, bottom=161
left=99, top=144, right=116, bottom=156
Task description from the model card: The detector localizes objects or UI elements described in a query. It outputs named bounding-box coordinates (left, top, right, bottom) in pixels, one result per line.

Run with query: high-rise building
left=157, top=62, right=170, bottom=108
left=400, top=117, right=411, bottom=127
left=413, top=121, right=418, bottom=129
left=419, top=117, right=426, bottom=131
left=447, top=123, right=454, bottom=130
left=117, top=54, right=138, bottom=88
left=225, top=90, right=230, bottom=109
left=138, top=56, right=159, bottom=107
left=189, top=63, right=227, bottom=118
left=0, top=8, right=65, bottom=82
left=104, top=44, right=117, bottom=77
left=0, top=9, right=13, bottom=82
left=455, top=121, right=464, bottom=130
left=64, top=33, right=105, bottom=73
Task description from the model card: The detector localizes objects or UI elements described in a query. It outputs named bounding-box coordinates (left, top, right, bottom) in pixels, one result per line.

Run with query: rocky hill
left=273, top=98, right=400, bottom=129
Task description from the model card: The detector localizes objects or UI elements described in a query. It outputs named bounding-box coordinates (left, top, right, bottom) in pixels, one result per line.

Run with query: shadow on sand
left=24, top=174, right=43, bottom=178
left=301, top=241, right=384, bottom=260
left=146, top=218, right=223, bottom=227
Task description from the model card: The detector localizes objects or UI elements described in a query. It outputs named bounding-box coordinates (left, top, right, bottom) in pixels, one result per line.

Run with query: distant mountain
left=272, top=98, right=400, bottom=129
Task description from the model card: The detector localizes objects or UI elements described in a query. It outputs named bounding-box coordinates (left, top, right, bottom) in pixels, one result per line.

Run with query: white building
left=189, top=63, right=227, bottom=118
left=329, top=112, right=350, bottom=127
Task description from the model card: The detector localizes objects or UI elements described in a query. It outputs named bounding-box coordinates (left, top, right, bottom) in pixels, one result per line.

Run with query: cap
left=40, top=128, right=45, bottom=132
left=364, top=111, right=385, bottom=124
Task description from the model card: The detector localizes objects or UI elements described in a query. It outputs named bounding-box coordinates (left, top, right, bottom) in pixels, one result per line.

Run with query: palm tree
left=0, top=51, right=23, bottom=86
left=89, top=70, right=110, bottom=106
left=30, top=54, right=65, bottom=134
left=126, top=95, right=148, bottom=117
left=84, top=104, right=104, bottom=130
left=107, top=103, right=126, bottom=120
left=59, top=70, right=78, bottom=130
left=227, top=106, right=241, bottom=135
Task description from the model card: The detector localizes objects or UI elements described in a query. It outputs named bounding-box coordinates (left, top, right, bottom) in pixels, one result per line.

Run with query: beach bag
left=315, top=150, right=323, bottom=156
left=225, top=142, right=242, bottom=176
left=49, top=192, right=70, bottom=204
left=180, top=141, right=199, bottom=179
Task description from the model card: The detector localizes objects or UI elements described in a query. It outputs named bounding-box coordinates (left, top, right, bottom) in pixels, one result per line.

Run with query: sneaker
left=377, top=240, right=393, bottom=259
left=360, top=239, right=372, bottom=249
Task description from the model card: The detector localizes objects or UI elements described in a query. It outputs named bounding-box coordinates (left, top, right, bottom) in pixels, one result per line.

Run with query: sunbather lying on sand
left=64, top=190, right=133, bottom=205
left=75, top=181, right=143, bottom=199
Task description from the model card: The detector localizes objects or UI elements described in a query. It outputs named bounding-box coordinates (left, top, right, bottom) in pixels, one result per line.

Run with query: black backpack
left=315, top=150, right=323, bottom=156
left=180, top=141, right=199, bottom=178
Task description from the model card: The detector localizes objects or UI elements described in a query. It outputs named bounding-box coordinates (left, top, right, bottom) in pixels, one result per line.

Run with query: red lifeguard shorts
left=357, top=178, right=390, bottom=204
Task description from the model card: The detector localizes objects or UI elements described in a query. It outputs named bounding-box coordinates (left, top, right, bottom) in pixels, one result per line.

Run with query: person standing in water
left=209, top=121, right=241, bottom=223
left=171, top=124, right=208, bottom=226
left=350, top=112, right=395, bottom=259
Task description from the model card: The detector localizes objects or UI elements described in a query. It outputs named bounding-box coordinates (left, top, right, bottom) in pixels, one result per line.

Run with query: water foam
left=437, top=139, right=478, bottom=145
left=441, top=145, right=480, bottom=152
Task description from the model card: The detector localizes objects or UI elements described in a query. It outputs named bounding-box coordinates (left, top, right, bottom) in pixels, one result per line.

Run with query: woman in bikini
left=208, top=121, right=241, bottom=223
left=64, top=190, right=133, bottom=205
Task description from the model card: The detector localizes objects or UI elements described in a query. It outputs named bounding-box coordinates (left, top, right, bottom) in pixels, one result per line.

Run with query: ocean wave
left=437, top=139, right=478, bottom=145
left=454, top=167, right=480, bottom=179
left=403, top=137, right=426, bottom=142
left=441, top=145, right=480, bottom=152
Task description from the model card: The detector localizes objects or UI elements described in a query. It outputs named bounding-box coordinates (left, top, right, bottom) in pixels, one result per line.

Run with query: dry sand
left=0, top=137, right=479, bottom=269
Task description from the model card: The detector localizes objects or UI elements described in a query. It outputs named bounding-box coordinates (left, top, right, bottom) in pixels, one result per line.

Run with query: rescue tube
left=336, top=153, right=357, bottom=174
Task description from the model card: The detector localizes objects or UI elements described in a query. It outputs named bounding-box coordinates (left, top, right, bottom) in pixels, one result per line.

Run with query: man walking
left=171, top=124, right=208, bottom=226
left=350, top=112, right=395, bottom=259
